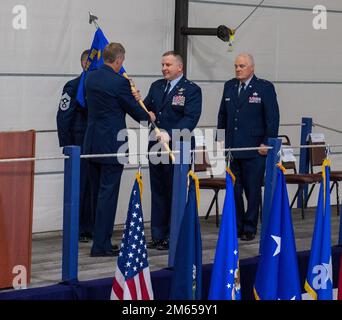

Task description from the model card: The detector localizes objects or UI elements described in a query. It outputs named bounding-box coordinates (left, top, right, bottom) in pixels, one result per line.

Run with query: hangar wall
left=0, top=0, right=341, bottom=232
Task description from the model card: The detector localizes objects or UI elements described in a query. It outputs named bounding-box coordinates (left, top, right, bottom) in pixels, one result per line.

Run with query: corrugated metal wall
left=0, top=0, right=341, bottom=232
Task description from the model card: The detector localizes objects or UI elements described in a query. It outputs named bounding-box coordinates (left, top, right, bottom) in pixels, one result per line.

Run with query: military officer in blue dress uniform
left=142, top=51, right=202, bottom=250
left=83, top=43, right=155, bottom=257
left=56, top=49, right=94, bottom=243
left=217, top=53, right=279, bottom=241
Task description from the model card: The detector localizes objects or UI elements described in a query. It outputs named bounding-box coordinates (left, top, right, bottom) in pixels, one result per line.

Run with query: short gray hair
left=103, top=43, right=125, bottom=63
left=236, top=53, right=255, bottom=66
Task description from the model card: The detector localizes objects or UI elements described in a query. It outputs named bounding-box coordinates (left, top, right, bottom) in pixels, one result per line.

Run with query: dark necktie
left=162, top=81, right=171, bottom=104
left=238, top=82, right=246, bottom=98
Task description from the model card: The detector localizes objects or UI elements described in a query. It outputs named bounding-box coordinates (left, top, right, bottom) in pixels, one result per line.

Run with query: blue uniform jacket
left=144, top=76, right=202, bottom=141
left=83, top=64, right=149, bottom=164
left=56, top=76, right=88, bottom=147
left=217, top=75, right=280, bottom=158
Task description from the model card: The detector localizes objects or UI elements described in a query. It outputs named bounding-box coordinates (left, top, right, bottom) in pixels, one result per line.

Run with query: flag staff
left=88, top=12, right=99, bottom=29
left=88, top=12, right=175, bottom=163
left=123, top=77, right=176, bottom=163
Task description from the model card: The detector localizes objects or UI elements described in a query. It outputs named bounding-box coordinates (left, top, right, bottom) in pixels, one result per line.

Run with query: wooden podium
left=0, top=130, right=35, bottom=289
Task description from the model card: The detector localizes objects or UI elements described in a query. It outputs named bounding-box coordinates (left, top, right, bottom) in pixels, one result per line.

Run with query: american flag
left=111, top=173, right=154, bottom=300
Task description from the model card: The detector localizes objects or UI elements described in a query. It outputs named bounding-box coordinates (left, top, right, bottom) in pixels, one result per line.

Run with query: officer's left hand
left=258, top=143, right=268, bottom=155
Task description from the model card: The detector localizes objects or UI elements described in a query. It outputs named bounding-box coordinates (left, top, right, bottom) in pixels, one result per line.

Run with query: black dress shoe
left=147, top=239, right=160, bottom=249
left=90, top=249, right=119, bottom=257
left=79, top=232, right=93, bottom=243
left=156, top=239, right=169, bottom=251
left=79, top=236, right=90, bottom=243
left=241, top=232, right=255, bottom=241
left=111, top=244, right=119, bottom=250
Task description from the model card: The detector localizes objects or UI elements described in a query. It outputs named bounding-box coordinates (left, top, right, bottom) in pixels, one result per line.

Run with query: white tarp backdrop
left=0, top=0, right=341, bottom=232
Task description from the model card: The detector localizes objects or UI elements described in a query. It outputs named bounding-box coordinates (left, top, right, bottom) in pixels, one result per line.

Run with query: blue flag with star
left=76, top=27, right=126, bottom=107
left=304, top=159, right=332, bottom=300
left=254, top=164, right=301, bottom=300
left=208, top=168, right=241, bottom=300
left=169, top=171, right=202, bottom=300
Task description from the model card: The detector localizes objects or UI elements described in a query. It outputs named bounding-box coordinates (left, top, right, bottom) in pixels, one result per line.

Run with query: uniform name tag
left=172, top=95, right=185, bottom=106
left=249, top=96, right=261, bottom=104
left=225, top=97, right=230, bottom=101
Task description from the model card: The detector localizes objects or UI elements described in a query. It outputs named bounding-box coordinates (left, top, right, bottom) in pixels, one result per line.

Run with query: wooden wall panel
left=0, top=130, right=35, bottom=289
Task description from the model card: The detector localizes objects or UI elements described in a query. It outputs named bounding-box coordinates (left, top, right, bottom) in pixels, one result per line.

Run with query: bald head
left=234, top=53, right=255, bottom=82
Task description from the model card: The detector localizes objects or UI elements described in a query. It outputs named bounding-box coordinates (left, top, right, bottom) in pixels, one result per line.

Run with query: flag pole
left=121, top=73, right=175, bottom=163
left=88, top=13, right=175, bottom=163
left=88, top=11, right=99, bottom=29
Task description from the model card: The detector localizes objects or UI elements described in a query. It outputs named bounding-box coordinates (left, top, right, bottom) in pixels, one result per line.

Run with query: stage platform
left=0, top=207, right=341, bottom=300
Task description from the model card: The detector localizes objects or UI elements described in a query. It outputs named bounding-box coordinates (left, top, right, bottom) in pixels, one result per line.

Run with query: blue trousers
left=72, top=130, right=93, bottom=236
left=231, top=155, right=266, bottom=234
left=149, top=161, right=174, bottom=241
left=79, top=158, right=93, bottom=235
left=89, top=162, right=123, bottom=253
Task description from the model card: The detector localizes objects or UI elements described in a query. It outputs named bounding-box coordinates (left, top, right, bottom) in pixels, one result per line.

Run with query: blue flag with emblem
left=304, top=159, right=332, bottom=300
left=76, top=27, right=126, bottom=107
left=208, top=168, right=241, bottom=300
left=169, top=171, right=202, bottom=300
left=254, top=164, right=302, bottom=300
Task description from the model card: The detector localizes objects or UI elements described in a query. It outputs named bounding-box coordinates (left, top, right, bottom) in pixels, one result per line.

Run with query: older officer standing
left=57, top=49, right=94, bottom=243
left=217, top=53, right=279, bottom=241
left=84, top=42, right=155, bottom=257
left=142, top=51, right=202, bottom=250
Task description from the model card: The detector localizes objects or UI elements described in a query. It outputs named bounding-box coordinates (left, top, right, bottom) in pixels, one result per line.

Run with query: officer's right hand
left=148, top=111, right=156, bottom=122
left=132, top=89, right=142, bottom=101
left=258, top=143, right=268, bottom=155
left=217, top=141, right=224, bottom=150
left=156, top=131, right=170, bottom=143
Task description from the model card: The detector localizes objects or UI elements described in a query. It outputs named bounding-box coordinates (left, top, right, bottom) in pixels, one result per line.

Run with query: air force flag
left=254, top=164, right=301, bottom=300
left=208, top=168, right=241, bottom=300
left=305, top=159, right=332, bottom=300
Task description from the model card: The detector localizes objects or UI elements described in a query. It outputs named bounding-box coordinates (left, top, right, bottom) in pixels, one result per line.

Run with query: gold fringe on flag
left=188, top=170, right=200, bottom=211
left=135, top=172, right=143, bottom=200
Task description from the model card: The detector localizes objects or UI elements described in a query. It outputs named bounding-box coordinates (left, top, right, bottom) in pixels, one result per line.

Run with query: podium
left=0, top=130, right=35, bottom=289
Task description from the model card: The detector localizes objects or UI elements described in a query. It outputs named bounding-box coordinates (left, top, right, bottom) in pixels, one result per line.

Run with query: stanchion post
left=168, top=141, right=191, bottom=267
left=298, top=117, right=312, bottom=208
left=339, top=202, right=342, bottom=245
left=259, top=138, right=282, bottom=255
left=62, top=145, right=80, bottom=281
